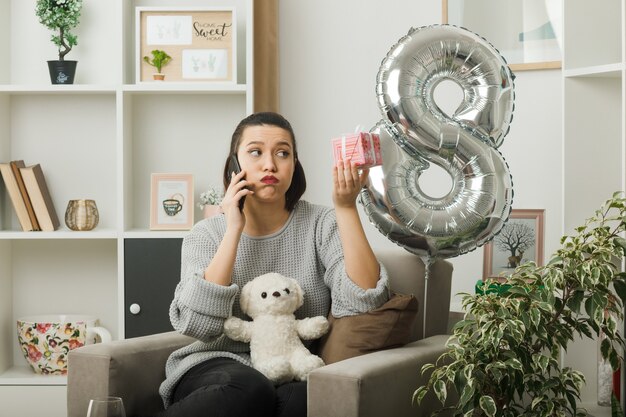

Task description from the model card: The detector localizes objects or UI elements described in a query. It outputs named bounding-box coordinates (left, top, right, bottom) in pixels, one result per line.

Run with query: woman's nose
left=262, top=155, right=277, bottom=171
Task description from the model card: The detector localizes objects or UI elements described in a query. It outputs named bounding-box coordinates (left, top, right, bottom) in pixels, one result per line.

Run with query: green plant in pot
left=198, top=186, right=224, bottom=218
left=36, top=0, right=83, bottom=85
left=143, top=50, right=172, bottom=81
left=415, top=192, right=626, bottom=416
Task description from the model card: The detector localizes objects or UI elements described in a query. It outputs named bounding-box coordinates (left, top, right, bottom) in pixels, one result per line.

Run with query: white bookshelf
left=563, top=63, right=624, bottom=79
left=0, top=230, right=118, bottom=239
left=562, top=0, right=626, bottom=408
left=0, top=366, right=66, bottom=386
left=0, top=0, right=253, bottom=415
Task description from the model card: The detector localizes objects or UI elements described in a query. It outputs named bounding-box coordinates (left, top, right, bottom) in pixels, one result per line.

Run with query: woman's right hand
left=221, top=170, right=252, bottom=232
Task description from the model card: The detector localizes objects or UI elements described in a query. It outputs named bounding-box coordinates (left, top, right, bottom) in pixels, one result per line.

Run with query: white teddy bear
left=223, top=272, right=329, bottom=384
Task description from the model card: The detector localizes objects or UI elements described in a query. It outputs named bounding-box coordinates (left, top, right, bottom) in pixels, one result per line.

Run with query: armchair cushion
left=318, top=293, right=418, bottom=364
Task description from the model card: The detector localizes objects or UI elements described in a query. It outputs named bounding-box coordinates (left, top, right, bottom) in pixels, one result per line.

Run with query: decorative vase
left=597, top=331, right=613, bottom=406
left=47, top=60, right=77, bottom=84
left=203, top=205, right=221, bottom=218
left=65, top=199, right=99, bottom=231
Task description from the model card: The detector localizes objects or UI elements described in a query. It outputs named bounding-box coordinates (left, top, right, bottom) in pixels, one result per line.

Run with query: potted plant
left=143, top=50, right=172, bottom=81
left=198, top=186, right=223, bottom=218
left=35, top=0, right=83, bottom=84
left=415, top=192, right=626, bottom=416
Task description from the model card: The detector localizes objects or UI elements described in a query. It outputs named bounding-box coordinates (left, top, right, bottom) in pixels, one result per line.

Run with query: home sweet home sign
left=137, top=8, right=236, bottom=82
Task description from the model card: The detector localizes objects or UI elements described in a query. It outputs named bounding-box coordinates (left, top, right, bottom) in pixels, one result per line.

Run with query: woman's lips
left=261, top=176, right=279, bottom=184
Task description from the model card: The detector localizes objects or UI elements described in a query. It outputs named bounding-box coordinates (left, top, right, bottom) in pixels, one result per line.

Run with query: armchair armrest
left=67, top=331, right=193, bottom=417
left=308, top=334, right=453, bottom=417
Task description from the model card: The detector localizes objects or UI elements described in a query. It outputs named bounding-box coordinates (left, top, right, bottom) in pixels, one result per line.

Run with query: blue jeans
left=158, top=357, right=307, bottom=417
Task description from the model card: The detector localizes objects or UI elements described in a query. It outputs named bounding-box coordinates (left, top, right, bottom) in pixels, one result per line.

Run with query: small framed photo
left=150, top=173, right=194, bottom=230
left=136, top=7, right=236, bottom=82
left=483, top=209, right=545, bottom=280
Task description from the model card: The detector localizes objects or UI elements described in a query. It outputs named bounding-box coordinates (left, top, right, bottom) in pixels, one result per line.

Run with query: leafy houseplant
left=36, top=0, right=83, bottom=84
left=415, top=192, right=626, bottom=416
left=143, top=50, right=172, bottom=81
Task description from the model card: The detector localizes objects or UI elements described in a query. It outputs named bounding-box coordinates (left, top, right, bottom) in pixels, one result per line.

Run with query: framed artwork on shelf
left=136, top=7, right=236, bottom=83
left=483, top=209, right=545, bottom=280
left=442, top=0, right=562, bottom=71
left=150, top=173, right=194, bottom=230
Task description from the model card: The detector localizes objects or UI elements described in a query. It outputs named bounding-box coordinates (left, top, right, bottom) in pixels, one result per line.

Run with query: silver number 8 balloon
left=361, top=25, right=515, bottom=264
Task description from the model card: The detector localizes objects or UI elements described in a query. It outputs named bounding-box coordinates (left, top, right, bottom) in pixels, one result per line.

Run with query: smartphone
left=228, top=154, right=246, bottom=210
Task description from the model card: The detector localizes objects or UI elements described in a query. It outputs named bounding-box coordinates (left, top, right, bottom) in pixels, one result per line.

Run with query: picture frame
left=150, top=173, right=194, bottom=230
left=442, top=0, right=562, bottom=71
left=483, top=209, right=545, bottom=280
left=136, top=7, right=236, bottom=83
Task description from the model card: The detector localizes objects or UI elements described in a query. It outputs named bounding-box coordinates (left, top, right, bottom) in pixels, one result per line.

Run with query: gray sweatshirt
left=159, top=200, right=390, bottom=407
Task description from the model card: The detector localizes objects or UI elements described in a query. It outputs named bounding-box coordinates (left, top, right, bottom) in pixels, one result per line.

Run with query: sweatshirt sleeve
left=169, top=221, right=239, bottom=342
left=316, top=208, right=390, bottom=317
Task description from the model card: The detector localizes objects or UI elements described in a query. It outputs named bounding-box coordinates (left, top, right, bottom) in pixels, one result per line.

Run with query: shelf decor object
left=35, top=0, right=84, bottom=84
left=0, top=160, right=40, bottom=231
left=16, top=314, right=111, bottom=375
left=150, top=173, right=194, bottom=230
left=442, top=0, right=562, bottom=71
left=65, top=200, right=99, bottom=231
left=198, top=185, right=223, bottom=219
left=143, top=50, right=172, bottom=81
left=136, top=7, right=236, bottom=83
left=19, top=164, right=60, bottom=232
left=482, top=209, right=545, bottom=280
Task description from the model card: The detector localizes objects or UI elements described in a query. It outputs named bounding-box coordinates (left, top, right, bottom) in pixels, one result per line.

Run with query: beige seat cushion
left=317, top=293, right=418, bottom=364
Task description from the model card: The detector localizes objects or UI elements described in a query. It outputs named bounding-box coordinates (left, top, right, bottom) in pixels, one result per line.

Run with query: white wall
left=279, top=0, right=563, bottom=311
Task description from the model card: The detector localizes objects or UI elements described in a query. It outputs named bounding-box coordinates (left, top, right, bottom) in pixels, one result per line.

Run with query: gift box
left=331, top=132, right=383, bottom=168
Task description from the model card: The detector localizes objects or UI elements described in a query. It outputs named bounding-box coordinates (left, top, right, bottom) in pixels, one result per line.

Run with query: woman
left=158, top=112, right=389, bottom=417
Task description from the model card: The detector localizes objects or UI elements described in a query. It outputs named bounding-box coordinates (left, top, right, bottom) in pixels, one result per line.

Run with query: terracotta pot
left=203, top=205, right=221, bottom=218
left=153, top=73, right=165, bottom=81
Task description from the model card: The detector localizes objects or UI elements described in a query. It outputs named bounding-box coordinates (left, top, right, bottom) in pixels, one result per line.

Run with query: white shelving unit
left=0, top=0, right=253, bottom=415
left=562, top=0, right=625, bottom=412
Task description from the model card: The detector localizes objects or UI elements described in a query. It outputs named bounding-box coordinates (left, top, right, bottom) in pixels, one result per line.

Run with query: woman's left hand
left=332, top=158, right=369, bottom=209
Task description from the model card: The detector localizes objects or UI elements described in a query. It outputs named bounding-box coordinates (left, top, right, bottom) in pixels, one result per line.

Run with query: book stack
left=0, top=160, right=60, bottom=232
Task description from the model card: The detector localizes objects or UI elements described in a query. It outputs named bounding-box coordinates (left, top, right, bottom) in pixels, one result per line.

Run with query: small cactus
left=143, top=50, right=172, bottom=74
